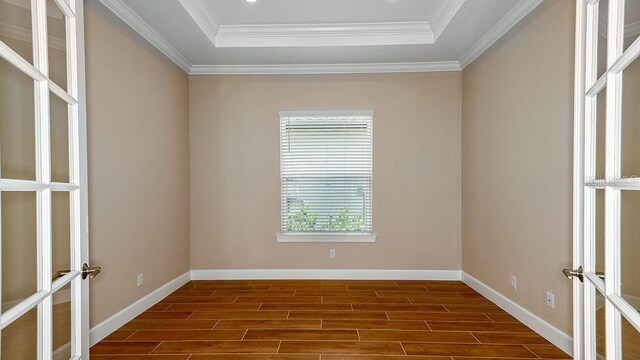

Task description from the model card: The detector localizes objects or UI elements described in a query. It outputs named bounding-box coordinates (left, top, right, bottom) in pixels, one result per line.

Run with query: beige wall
left=85, top=0, right=190, bottom=325
left=462, top=0, right=575, bottom=334
left=189, top=73, right=462, bottom=270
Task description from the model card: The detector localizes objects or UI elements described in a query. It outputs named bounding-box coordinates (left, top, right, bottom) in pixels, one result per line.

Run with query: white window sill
left=277, top=232, right=377, bottom=243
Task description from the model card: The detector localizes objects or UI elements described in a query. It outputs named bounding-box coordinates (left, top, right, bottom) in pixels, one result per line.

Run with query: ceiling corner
left=98, top=0, right=191, bottom=72
left=431, top=0, right=467, bottom=40
left=459, top=0, right=543, bottom=69
left=178, top=0, right=220, bottom=46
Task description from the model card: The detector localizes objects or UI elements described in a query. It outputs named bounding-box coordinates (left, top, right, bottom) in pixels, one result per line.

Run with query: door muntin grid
left=0, top=0, right=84, bottom=359
left=581, top=0, right=640, bottom=358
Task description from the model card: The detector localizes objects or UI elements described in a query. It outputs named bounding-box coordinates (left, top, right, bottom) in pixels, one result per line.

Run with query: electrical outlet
left=510, top=275, right=517, bottom=290
left=546, top=291, right=555, bottom=308
left=329, top=249, right=336, bottom=259
left=137, top=273, right=144, bottom=287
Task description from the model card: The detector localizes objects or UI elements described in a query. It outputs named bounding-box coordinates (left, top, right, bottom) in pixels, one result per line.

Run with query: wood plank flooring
left=91, top=280, right=572, bottom=359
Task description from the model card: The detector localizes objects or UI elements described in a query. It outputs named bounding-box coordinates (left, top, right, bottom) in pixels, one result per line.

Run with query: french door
left=0, top=0, right=90, bottom=359
left=572, top=0, right=640, bottom=358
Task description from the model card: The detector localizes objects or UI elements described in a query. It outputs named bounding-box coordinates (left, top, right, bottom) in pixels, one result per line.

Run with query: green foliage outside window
left=287, top=202, right=364, bottom=232
left=321, top=208, right=364, bottom=232
left=286, top=202, right=317, bottom=231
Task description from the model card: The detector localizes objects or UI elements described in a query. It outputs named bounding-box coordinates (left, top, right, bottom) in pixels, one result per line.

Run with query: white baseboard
left=191, top=269, right=462, bottom=281
left=461, top=271, right=573, bottom=356
left=89, top=271, right=191, bottom=346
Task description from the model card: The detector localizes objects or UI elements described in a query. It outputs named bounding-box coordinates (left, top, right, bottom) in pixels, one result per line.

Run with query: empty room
left=1, top=0, right=639, bottom=358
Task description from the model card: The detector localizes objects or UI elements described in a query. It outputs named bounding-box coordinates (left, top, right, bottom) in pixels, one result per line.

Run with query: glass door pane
left=596, top=300, right=607, bottom=358
left=622, top=315, right=640, bottom=359
left=0, top=0, right=33, bottom=64
left=621, top=190, right=640, bottom=315
left=0, top=56, right=36, bottom=180
left=47, top=0, right=68, bottom=91
left=50, top=91, right=70, bottom=183
left=621, top=54, right=640, bottom=178
left=52, top=285, right=72, bottom=360
left=1, top=192, right=38, bottom=312
left=0, top=308, right=38, bottom=360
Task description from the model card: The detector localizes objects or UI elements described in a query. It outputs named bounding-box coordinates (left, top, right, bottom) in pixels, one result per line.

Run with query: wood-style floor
left=91, top=280, right=572, bottom=359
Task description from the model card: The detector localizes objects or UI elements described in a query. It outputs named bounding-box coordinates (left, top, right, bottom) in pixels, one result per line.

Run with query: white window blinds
left=280, top=111, right=373, bottom=233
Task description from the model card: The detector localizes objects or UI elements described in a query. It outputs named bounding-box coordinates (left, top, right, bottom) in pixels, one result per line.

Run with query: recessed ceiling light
left=246, top=0, right=257, bottom=3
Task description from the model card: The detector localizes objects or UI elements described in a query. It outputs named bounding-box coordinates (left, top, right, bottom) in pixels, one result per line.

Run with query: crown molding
left=0, top=22, right=65, bottom=51
left=431, top=0, right=466, bottom=40
left=215, top=22, right=435, bottom=48
left=178, top=0, right=220, bottom=46
left=189, top=61, right=461, bottom=75
left=180, top=0, right=463, bottom=48
left=98, top=0, right=191, bottom=72
left=459, top=0, right=543, bottom=69
left=98, top=0, right=539, bottom=74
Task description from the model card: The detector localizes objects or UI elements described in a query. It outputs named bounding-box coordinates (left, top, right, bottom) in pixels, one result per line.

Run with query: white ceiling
left=97, top=0, right=546, bottom=74
left=201, top=0, right=444, bottom=24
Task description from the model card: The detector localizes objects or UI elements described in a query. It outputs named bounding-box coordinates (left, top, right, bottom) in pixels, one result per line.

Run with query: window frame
left=277, top=110, right=376, bottom=243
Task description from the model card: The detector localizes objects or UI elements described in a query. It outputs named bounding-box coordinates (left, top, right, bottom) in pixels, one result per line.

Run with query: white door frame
left=0, top=0, right=89, bottom=358
left=573, top=0, right=640, bottom=358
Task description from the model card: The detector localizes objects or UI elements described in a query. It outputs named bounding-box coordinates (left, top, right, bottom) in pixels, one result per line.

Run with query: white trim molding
left=179, top=0, right=465, bottom=48
left=280, top=110, right=374, bottom=117
left=98, top=0, right=191, bottom=72
left=98, top=0, right=540, bottom=74
left=215, top=22, right=435, bottom=48
left=459, top=0, right=543, bottom=69
left=190, top=61, right=462, bottom=75
left=177, top=0, right=220, bottom=46
left=461, top=272, right=573, bottom=356
left=431, top=0, right=466, bottom=39
left=89, top=271, right=190, bottom=346
left=277, top=232, right=377, bottom=243
left=191, top=269, right=462, bottom=281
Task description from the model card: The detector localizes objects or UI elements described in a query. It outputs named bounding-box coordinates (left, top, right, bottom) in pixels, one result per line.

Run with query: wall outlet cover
left=510, top=275, right=517, bottom=289
left=137, top=273, right=144, bottom=287
left=546, top=291, right=555, bottom=308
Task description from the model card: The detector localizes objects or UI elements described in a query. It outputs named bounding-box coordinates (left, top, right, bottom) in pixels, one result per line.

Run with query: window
left=278, top=111, right=375, bottom=242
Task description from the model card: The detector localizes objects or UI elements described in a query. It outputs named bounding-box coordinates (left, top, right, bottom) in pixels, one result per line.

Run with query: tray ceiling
left=96, top=0, right=546, bottom=74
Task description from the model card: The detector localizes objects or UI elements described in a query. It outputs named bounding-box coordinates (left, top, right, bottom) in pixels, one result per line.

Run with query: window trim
left=278, top=109, right=374, bottom=243
left=279, top=110, right=374, bottom=117
left=277, top=232, right=377, bottom=243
